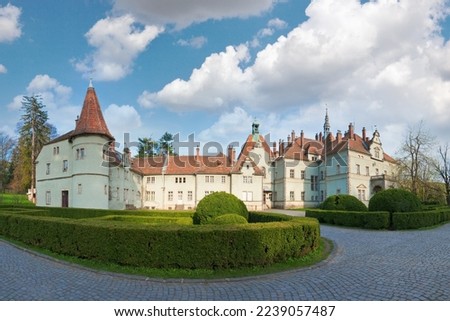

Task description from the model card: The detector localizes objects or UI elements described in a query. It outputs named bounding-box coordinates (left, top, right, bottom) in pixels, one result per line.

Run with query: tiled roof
left=71, top=86, right=114, bottom=140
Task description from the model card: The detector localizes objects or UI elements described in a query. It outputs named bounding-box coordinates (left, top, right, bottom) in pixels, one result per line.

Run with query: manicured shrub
left=369, top=188, right=422, bottom=213
left=209, top=214, right=248, bottom=225
left=392, top=208, right=450, bottom=229
left=0, top=209, right=320, bottom=269
left=193, top=192, right=248, bottom=225
left=320, top=194, right=368, bottom=212
left=306, top=209, right=390, bottom=229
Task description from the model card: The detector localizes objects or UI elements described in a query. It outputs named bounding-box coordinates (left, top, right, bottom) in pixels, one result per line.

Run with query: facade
left=36, top=86, right=398, bottom=210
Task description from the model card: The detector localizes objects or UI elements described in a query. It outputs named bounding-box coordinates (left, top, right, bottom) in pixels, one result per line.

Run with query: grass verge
left=0, top=236, right=332, bottom=279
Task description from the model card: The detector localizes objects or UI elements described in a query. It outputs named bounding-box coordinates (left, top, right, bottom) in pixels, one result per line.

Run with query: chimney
left=279, top=139, right=285, bottom=155
left=362, top=127, right=367, bottom=141
left=319, top=132, right=323, bottom=142
left=273, top=142, right=277, bottom=154
left=336, top=130, right=342, bottom=143
left=228, top=145, right=235, bottom=165
left=291, top=130, right=295, bottom=144
left=348, top=123, right=354, bottom=140
left=300, top=130, right=304, bottom=146
left=196, top=145, right=200, bottom=162
left=287, top=135, right=291, bottom=144
left=315, top=133, right=319, bottom=141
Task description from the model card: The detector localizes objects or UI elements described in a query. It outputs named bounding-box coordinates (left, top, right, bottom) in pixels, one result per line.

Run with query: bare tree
left=397, top=121, right=436, bottom=197
left=434, top=144, right=450, bottom=206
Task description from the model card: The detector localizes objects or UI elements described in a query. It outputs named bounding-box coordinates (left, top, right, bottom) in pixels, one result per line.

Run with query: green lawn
left=0, top=193, right=33, bottom=206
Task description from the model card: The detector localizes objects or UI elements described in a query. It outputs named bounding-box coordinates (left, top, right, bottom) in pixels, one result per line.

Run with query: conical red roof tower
left=72, top=81, right=114, bottom=141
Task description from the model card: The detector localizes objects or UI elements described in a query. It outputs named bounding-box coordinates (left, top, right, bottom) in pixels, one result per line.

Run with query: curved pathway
left=1, top=223, right=449, bottom=300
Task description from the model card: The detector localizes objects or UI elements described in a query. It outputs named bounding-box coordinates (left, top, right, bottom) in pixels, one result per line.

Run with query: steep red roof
left=71, top=85, right=114, bottom=140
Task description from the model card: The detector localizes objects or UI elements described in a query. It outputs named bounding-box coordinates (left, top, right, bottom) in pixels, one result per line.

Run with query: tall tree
left=159, top=132, right=174, bottom=155
left=13, top=95, right=51, bottom=201
left=434, top=144, right=450, bottom=206
left=137, top=137, right=158, bottom=157
left=397, top=121, right=436, bottom=197
left=0, top=132, right=16, bottom=192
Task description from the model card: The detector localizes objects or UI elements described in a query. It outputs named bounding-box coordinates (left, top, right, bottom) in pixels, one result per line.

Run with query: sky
left=1, top=0, right=450, bottom=157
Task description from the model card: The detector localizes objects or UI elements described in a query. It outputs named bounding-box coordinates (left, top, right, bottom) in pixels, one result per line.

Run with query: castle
left=36, top=84, right=398, bottom=210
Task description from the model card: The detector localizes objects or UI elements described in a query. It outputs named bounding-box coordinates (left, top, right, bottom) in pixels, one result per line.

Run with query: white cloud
left=137, top=90, right=157, bottom=108
left=251, top=17, right=288, bottom=47
left=0, top=3, right=22, bottom=42
left=146, top=0, right=450, bottom=153
left=7, top=75, right=78, bottom=136
left=0, top=64, right=7, bottom=73
left=113, top=0, right=277, bottom=29
left=104, top=104, right=142, bottom=141
left=74, top=15, right=162, bottom=81
left=176, top=36, right=207, bottom=49
left=149, top=44, right=253, bottom=111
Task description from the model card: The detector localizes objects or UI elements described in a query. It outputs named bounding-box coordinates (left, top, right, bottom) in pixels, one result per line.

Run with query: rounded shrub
left=193, top=192, right=248, bottom=224
left=369, top=188, right=422, bottom=214
left=209, top=213, right=248, bottom=225
left=320, top=194, right=367, bottom=211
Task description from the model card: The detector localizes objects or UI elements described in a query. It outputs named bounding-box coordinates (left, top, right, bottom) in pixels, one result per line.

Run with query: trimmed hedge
left=306, top=209, right=390, bottom=229
left=194, top=192, right=248, bottom=224
left=0, top=210, right=320, bottom=269
left=320, top=194, right=368, bottom=212
left=369, top=189, right=422, bottom=213
left=392, top=208, right=450, bottom=229
left=209, top=214, right=248, bottom=225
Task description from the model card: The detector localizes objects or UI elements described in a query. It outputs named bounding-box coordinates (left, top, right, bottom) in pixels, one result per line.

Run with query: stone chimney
left=336, top=130, right=342, bottom=143
left=362, top=127, right=367, bottom=141
left=319, top=132, right=323, bottom=142
left=348, top=123, right=355, bottom=140
left=300, top=130, right=304, bottom=146
left=291, top=130, right=295, bottom=144
left=196, top=145, right=200, bottom=162
left=227, top=145, right=235, bottom=165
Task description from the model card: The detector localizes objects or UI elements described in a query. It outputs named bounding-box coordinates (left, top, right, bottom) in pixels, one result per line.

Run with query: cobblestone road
left=1, top=223, right=449, bottom=300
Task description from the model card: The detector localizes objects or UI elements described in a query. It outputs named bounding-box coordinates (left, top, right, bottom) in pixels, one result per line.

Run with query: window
left=375, top=147, right=380, bottom=159
left=310, top=175, right=318, bottom=191
left=376, top=168, right=379, bottom=175
left=290, top=169, right=295, bottom=178
left=147, top=176, right=155, bottom=184
left=116, top=187, right=120, bottom=201
left=242, top=191, right=253, bottom=201
left=221, top=176, right=226, bottom=183
left=321, top=190, right=324, bottom=201
left=46, top=163, right=50, bottom=175
left=175, top=177, right=186, bottom=183
left=76, top=148, right=85, bottom=160
left=45, top=191, right=51, bottom=205
left=366, top=166, right=370, bottom=176
left=358, top=189, right=366, bottom=201
left=205, top=191, right=214, bottom=196
left=320, top=171, right=324, bottom=180
left=336, top=165, right=341, bottom=174
left=289, top=191, right=294, bottom=201
left=63, top=160, right=68, bottom=172
left=77, top=184, right=82, bottom=195
left=178, top=191, right=183, bottom=201
left=150, top=191, right=155, bottom=201
left=175, top=177, right=178, bottom=183
left=301, top=191, right=305, bottom=201
left=243, top=175, right=253, bottom=184
left=145, top=191, right=150, bottom=201
left=188, top=191, right=193, bottom=201
left=168, top=191, right=173, bottom=201
left=205, top=176, right=214, bottom=183
left=301, top=170, right=305, bottom=179
left=104, top=185, right=107, bottom=195
left=356, top=164, right=361, bottom=175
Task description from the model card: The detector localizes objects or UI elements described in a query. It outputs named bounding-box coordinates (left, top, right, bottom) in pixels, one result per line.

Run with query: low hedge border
left=0, top=210, right=320, bottom=270
left=305, top=209, right=390, bottom=229
left=392, top=208, right=450, bottom=230
left=306, top=208, right=450, bottom=230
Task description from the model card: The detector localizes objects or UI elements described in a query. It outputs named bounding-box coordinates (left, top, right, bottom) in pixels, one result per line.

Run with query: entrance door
left=61, top=190, right=69, bottom=208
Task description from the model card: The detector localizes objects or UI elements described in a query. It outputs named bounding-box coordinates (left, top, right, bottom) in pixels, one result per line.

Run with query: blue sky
left=1, top=0, right=450, bottom=156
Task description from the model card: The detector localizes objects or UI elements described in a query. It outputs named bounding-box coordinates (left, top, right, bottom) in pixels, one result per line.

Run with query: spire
left=71, top=85, right=114, bottom=140
left=324, top=108, right=330, bottom=138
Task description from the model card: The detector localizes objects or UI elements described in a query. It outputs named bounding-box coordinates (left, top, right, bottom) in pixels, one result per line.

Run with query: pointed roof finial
left=324, top=107, right=330, bottom=136
left=89, top=78, right=93, bottom=88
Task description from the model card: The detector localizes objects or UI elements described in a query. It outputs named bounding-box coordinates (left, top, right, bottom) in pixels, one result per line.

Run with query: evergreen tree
left=0, top=132, right=16, bottom=192
left=12, top=95, right=52, bottom=200
left=159, top=132, right=174, bottom=155
left=137, top=137, right=158, bottom=157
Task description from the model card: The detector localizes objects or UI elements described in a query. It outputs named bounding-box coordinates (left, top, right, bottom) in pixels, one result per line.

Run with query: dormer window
left=374, top=147, right=381, bottom=159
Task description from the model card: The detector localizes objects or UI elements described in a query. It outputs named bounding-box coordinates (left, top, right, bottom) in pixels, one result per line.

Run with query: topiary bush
left=320, top=194, right=367, bottom=212
left=209, top=214, right=248, bottom=225
left=193, top=192, right=248, bottom=224
left=369, top=188, right=422, bottom=214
